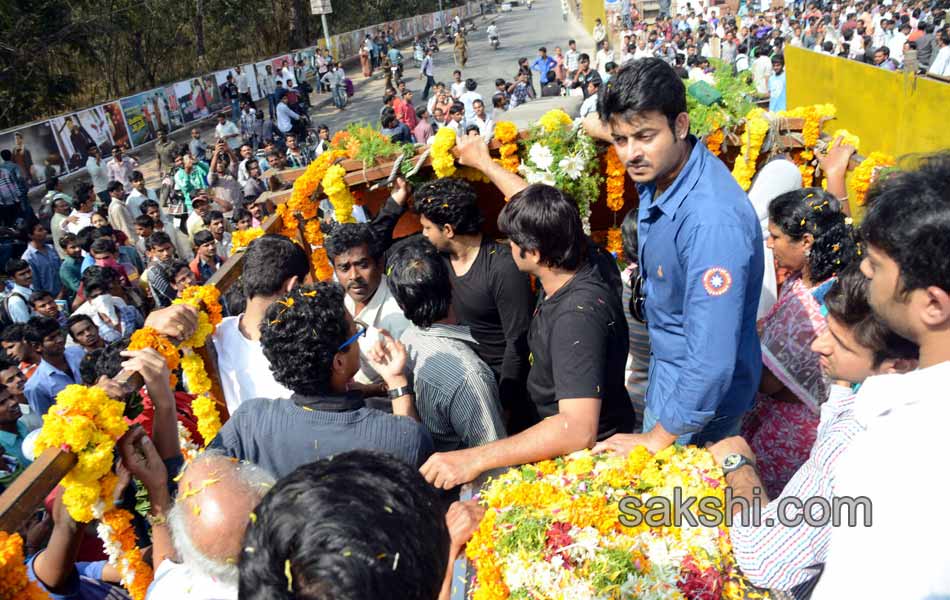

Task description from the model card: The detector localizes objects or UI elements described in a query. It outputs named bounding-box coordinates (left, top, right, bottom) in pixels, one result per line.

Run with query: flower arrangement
left=432, top=127, right=459, bottom=178
left=322, top=164, right=357, bottom=224
left=520, top=109, right=602, bottom=232
left=604, top=145, right=625, bottom=213
left=686, top=59, right=755, bottom=138
left=704, top=128, right=725, bottom=156
left=606, top=228, right=623, bottom=256
left=494, top=121, right=520, bottom=173
left=230, top=227, right=265, bottom=255
left=330, top=123, right=412, bottom=166
left=828, top=129, right=860, bottom=151
left=0, top=532, right=52, bottom=599
left=128, top=328, right=180, bottom=388
left=34, top=385, right=128, bottom=523
left=96, top=508, right=152, bottom=600
left=848, top=151, right=896, bottom=207
left=731, top=108, right=769, bottom=191
left=466, top=447, right=760, bottom=600
left=173, top=285, right=224, bottom=443
left=776, top=104, right=836, bottom=148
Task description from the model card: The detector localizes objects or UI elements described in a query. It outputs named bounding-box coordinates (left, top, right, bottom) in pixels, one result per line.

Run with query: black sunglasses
left=628, top=267, right=647, bottom=325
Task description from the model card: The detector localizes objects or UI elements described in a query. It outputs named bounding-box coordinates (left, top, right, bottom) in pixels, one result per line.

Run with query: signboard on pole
left=310, top=0, right=332, bottom=14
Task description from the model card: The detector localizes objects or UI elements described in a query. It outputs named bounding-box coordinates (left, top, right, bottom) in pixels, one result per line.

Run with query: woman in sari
left=553, top=46, right=567, bottom=83
left=741, top=188, right=859, bottom=497
left=359, top=36, right=373, bottom=78
left=454, top=32, right=468, bottom=67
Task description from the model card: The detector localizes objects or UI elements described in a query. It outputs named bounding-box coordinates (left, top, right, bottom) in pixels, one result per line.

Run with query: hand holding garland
left=438, top=499, right=486, bottom=600
left=117, top=426, right=174, bottom=569
left=454, top=133, right=528, bottom=198
left=816, top=135, right=856, bottom=206
left=120, top=348, right=180, bottom=461
left=32, top=487, right=83, bottom=595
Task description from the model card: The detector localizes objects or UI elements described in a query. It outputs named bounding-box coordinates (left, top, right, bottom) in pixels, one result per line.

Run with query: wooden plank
left=0, top=448, right=76, bottom=532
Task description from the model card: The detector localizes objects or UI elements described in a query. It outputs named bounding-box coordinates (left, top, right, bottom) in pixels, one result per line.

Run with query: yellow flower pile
left=0, top=532, right=51, bottom=599
left=321, top=164, right=357, bottom=224
left=468, top=446, right=758, bottom=600
left=604, top=145, right=625, bottom=213
left=494, top=121, right=520, bottom=173
left=537, top=108, right=573, bottom=133
left=777, top=103, right=836, bottom=148
left=731, top=108, right=770, bottom=191
left=230, top=227, right=265, bottom=255
left=34, top=386, right=128, bottom=523
left=174, top=285, right=225, bottom=443
left=849, top=151, right=896, bottom=207
left=829, top=128, right=860, bottom=151
left=431, top=127, right=458, bottom=178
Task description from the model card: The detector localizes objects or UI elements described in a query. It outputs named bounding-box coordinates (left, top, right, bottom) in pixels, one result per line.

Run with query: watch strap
left=387, top=384, right=414, bottom=400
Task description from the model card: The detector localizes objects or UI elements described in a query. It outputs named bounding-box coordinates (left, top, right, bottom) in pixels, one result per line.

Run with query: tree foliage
left=0, top=0, right=463, bottom=129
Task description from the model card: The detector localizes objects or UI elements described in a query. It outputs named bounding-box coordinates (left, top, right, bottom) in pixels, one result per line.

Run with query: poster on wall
left=240, top=64, right=262, bottom=101
left=101, top=102, right=130, bottom=150
left=202, top=74, right=226, bottom=113
left=163, top=86, right=185, bottom=130
left=175, top=78, right=211, bottom=123
left=121, top=89, right=175, bottom=148
left=269, top=55, right=296, bottom=87
left=255, top=59, right=280, bottom=96
left=0, top=122, right=68, bottom=186
left=49, top=107, right=115, bottom=172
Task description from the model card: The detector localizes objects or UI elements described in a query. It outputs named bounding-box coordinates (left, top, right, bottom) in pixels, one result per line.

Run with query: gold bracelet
left=146, top=512, right=168, bottom=527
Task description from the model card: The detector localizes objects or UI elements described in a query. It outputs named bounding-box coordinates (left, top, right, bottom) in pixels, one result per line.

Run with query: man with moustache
left=584, top=59, right=763, bottom=454
left=325, top=223, right=410, bottom=397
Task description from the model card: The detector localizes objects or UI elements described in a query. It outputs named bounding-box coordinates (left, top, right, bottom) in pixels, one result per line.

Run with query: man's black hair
left=28, top=290, right=53, bottom=307
left=74, top=183, right=94, bottom=209
left=131, top=170, right=144, bottom=182
left=89, top=237, right=118, bottom=256
left=193, top=229, right=215, bottom=248
left=769, top=188, right=859, bottom=282
left=0, top=324, right=26, bottom=344
left=141, top=199, right=160, bottom=215
left=59, top=233, right=78, bottom=251
left=876, top=45, right=890, bottom=57
left=79, top=349, right=103, bottom=385
left=861, top=152, right=950, bottom=294
left=242, top=234, right=310, bottom=300
left=465, top=78, right=477, bottom=91
left=824, top=264, right=918, bottom=368
left=325, top=223, right=383, bottom=262
left=620, top=209, right=639, bottom=265
left=134, top=215, right=155, bottom=229
left=24, top=316, right=61, bottom=345
left=231, top=207, right=252, bottom=224
left=259, top=282, right=349, bottom=395
left=598, top=58, right=688, bottom=131
left=239, top=450, right=449, bottom=600
left=46, top=177, right=59, bottom=192
left=413, top=178, right=484, bottom=235
left=161, top=259, right=191, bottom=287
left=495, top=77, right=506, bottom=87
left=76, top=226, right=102, bottom=252
left=5, top=259, right=29, bottom=278
left=498, top=184, right=586, bottom=271
left=145, top=231, right=173, bottom=251
left=66, top=314, right=95, bottom=338
left=92, top=339, right=127, bottom=380
left=387, top=239, right=451, bottom=328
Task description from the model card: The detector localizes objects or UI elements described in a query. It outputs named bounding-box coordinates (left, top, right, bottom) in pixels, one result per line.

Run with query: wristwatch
left=721, top=453, right=754, bottom=475
left=387, top=384, right=414, bottom=400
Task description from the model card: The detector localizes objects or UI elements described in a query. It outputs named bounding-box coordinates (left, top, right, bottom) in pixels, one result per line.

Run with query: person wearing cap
left=186, top=193, right=213, bottom=242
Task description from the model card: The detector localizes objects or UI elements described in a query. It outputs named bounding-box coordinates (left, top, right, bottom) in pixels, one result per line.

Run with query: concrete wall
left=786, top=46, right=950, bottom=157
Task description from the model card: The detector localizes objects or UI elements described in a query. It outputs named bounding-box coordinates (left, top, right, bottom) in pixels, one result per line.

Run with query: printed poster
left=49, top=106, right=115, bottom=172
left=120, top=91, right=164, bottom=147
left=0, top=122, right=68, bottom=185
left=101, top=101, right=130, bottom=150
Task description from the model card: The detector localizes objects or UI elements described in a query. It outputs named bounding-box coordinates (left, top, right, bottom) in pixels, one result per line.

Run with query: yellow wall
left=786, top=46, right=950, bottom=156
left=577, top=0, right=606, bottom=42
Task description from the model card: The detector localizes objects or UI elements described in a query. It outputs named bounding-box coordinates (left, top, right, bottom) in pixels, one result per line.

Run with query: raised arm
left=454, top=133, right=528, bottom=198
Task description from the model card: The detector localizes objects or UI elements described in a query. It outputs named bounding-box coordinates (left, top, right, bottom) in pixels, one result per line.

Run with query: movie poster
left=270, top=55, right=296, bottom=87
left=163, top=86, right=185, bottom=130
left=239, top=64, right=262, bottom=101
left=255, top=59, right=280, bottom=97
left=176, top=78, right=210, bottom=123
left=49, top=107, right=115, bottom=172
left=202, top=74, right=226, bottom=113
left=120, top=92, right=161, bottom=147
left=101, top=101, right=130, bottom=150
left=0, top=122, right=68, bottom=186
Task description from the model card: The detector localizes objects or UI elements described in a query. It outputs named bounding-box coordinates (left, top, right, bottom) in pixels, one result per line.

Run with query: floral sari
left=742, top=273, right=831, bottom=497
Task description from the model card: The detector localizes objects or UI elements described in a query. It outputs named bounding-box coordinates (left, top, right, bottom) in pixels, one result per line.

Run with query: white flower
left=528, top=143, right=554, bottom=171
left=524, top=167, right=556, bottom=187
left=558, top=154, right=586, bottom=180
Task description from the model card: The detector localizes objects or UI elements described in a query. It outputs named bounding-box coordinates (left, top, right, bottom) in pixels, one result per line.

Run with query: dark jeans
left=267, top=93, right=278, bottom=119
left=422, top=75, right=436, bottom=100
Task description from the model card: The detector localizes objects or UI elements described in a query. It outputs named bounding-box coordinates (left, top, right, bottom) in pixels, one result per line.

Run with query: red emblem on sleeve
left=702, top=267, right=733, bottom=296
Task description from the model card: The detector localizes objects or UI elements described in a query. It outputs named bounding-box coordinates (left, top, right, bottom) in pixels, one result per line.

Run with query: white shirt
left=146, top=558, right=236, bottom=600
left=594, top=49, right=615, bottom=73
left=275, top=102, right=299, bottom=133
left=280, top=66, right=296, bottom=87
left=236, top=71, right=250, bottom=94
left=470, top=115, right=494, bottom=139
left=929, top=45, right=950, bottom=76
left=343, top=276, right=410, bottom=385
left=211, top=315, right=293, bottom=415
left=65, top=209, right=94, bottom=234
left=887, top=30, right=907, bottom=63
left=127, top=187, right=158, bottom=220
left=458, top=90, right=483, bottom=124
left=215, top=121, right=241, bottom=150
left=752, top=55, right=773, bottom=94
left=85, top=157, right=110, bottom=192
left=579, top=93, right=599, bottom=118
left=633, top=46, right=654, bottom=60
left=811, top=361, right=950, bottom=599
left=451, top=81, right=466, bottom=98
left=565, top=49, right=580, bottom=71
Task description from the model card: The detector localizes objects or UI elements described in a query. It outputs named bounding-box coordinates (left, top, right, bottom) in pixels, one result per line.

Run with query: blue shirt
left=23, top=346, right=85, bottom=417
left=22, top=243, right=62, bottom=295
left=28, top=555, right=129, bottom=600
left=768, top=71, right=787, bottom=112
left=636, top=136, right=763, bottom=436
left=530, top=56, right=558, bottom=85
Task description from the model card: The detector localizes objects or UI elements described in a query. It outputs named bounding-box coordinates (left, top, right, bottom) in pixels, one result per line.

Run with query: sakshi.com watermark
left=618, top=488, right=873, bottom=528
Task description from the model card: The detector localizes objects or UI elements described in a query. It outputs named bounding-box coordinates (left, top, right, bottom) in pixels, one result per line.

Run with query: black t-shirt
left=526, top=261, right=633, bottom=439
left=448, top=238, right=533, bottom=411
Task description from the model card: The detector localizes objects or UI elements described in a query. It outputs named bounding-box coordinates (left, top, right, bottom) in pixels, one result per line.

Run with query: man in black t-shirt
left=420, top=184, right=633, bottom=490
left=414, top=178, right=536, bottom=431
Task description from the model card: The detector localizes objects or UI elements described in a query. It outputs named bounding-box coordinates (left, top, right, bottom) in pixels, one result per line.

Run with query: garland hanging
left=848, top=151, right=896, bottom=207
left=0, top=532, right=51, bottom=599
left=322, top=164, right=357, bottom=224
left=604, top=146, right=625, bottom=213
left=705, top=128, right=725, bottom=156
left=95, top=507, right=153, bottom=600
left=493, top=121, right=520, bottom=173
left=229, top=228, right=265, bottom=255
left=431, top=127, right=458, bottom=178
left=731, top=108, right=769, bottom=191
left=606, top=227, right=623, bottom=256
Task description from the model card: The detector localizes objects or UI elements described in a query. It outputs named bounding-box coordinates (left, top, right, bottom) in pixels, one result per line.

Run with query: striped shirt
left=730, top=386, right=862, bottom=597
left=401, top=323, right=507, bottom=453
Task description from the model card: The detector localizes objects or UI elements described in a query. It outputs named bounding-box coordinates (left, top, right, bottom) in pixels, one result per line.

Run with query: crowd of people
left=0, top=1, right=947, bottom=599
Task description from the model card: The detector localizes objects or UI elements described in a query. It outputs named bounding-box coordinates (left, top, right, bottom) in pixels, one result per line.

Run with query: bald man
left=147, top=451, right=274, bottom=599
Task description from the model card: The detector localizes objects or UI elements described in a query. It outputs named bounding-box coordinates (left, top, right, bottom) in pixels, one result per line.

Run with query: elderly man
left=146, top=451, right=275, bottom=599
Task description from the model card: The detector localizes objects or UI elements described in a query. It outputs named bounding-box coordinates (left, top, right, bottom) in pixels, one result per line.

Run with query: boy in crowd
left=163, top=260, right=197, bottom=298
left=205, top=210, right=231, bottom=258
left=22, top=317, right=84, bottom=416
left=143, top=232, right=179, bottom=308
left=0, top=324, right=41, bottom=380
left=4, top=259, right=34, bottom=323
left=65, top=314, right=105, bottom=354
left=58, top=233, right=84, bottom=300
left=189, top=230, right=224, bottom=284
left=28, top=291, right=66, bottom=327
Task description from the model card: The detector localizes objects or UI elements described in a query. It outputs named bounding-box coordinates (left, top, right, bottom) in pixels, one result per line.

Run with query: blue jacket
left=636, top=136, right=763, bottom=436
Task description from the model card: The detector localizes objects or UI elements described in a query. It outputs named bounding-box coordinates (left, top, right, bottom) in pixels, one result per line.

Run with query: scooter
left=490, top=35, right=500, bottom=50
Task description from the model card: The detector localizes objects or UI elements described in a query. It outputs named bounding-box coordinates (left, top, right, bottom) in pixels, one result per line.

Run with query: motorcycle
left=490, top=35, right=500, bottom=50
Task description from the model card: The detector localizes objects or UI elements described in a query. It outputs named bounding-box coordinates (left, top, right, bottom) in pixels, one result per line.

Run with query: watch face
left=723, top=454, right=740, bottom=469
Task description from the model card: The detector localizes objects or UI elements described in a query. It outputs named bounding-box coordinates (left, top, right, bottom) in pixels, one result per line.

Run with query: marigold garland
left=431, top=127, right=458, bottom=178
left=537, top=108, right=574, bottom=133
left=128, top=327, right=180, bottom=388
left=604, top=145, right=625, bottom=212
left=34, top=385, right=129, bottom=523
left=0, top=532, right=51, bottom=599
left=96, top=508, right=152, bottom=600
left=230, top=228, right=265, bottom=255
left=849, top=151, right=896, bottom=207
left=322, top=164, right=357, bottom=224
left=606, top=227, right=623, bottom=256
left=777, top=104, right=836, bottom=148
left=705, top=127, right=725, bottom=156
left=829, top=128, right=860, bottom=151
left=494, top=121, right=520, bottom=173
left=731, top=108, right=770, bottom=191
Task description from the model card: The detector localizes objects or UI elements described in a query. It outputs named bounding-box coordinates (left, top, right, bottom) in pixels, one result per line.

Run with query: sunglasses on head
left=338, top=320, right=368, bottom=351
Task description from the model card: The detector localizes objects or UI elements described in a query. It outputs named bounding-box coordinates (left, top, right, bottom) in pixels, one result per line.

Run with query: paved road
left=35, top=0, right=596, bottom=201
